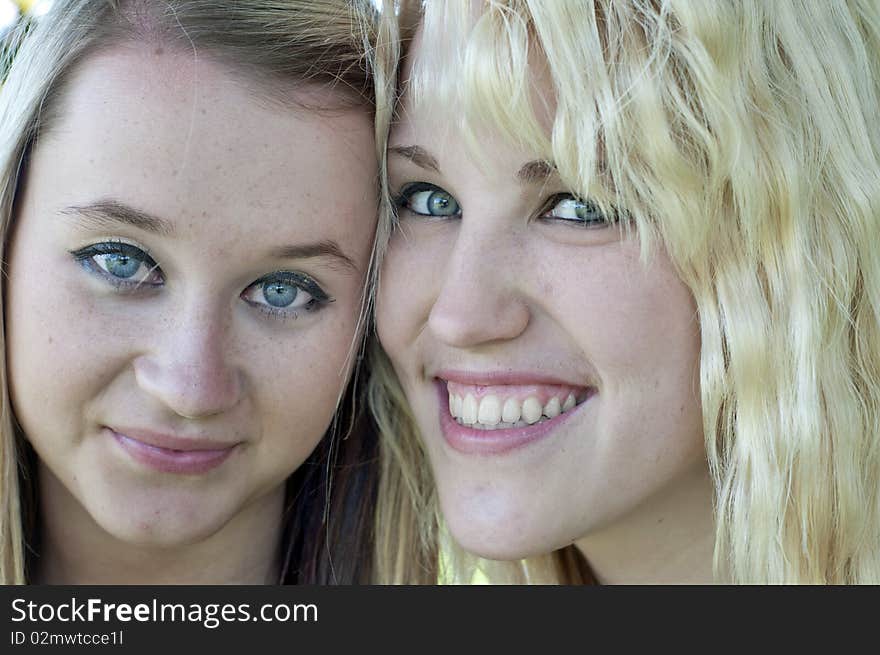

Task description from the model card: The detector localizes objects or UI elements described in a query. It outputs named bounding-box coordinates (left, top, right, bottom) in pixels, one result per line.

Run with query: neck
left=34, top=465, right=284, bottom=585
left=575, top=464, right=716, bottom=584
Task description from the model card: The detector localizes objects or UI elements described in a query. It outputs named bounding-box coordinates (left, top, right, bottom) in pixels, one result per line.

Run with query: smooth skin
left=8, top=43, right=376, bottom=583
left=376, top=27, right=714, bottom=584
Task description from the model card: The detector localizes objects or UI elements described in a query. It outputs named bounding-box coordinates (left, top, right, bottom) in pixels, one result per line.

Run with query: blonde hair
left=370, top=0, right=880, bottom=584
left=0, top=0, right=393, bottom=584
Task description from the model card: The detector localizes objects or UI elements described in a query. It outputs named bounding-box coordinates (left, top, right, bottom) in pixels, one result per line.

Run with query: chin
left=442, top=505, right=564, bottom=562
left=450, top=528, right=562, bottom=563
left=90, top=501, right=230, bottom=549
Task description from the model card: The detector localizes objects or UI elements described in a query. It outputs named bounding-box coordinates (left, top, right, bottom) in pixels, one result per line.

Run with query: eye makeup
left=240, top=271, right=334, bottom=320
left=70, top=240, right=164, bottom=290
left=393, top=182, right=462, bottom=219
left=537, top=193, right=616, bottom=228
left=69, top=240, right=334, bottom=322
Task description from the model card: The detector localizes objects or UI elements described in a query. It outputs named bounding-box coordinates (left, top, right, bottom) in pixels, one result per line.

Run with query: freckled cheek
left=549, top=261, right=702, bottom=462
left=6, top=259, right=130, bottom=433
left=376, top=231, right=440, bottom=363
left=247, top=321, right=355, bottom=454
left=549, top=259, right=698, bottom=376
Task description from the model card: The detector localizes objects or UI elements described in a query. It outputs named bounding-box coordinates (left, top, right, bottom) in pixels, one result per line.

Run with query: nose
left=134, top=302, right=243, bottom=419
left=427, top=225, right=530, bottom=348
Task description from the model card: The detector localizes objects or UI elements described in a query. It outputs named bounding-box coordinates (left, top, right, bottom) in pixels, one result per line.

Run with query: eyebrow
left=389, top=144, right=557, bottom=184
left=388, top=145, right=439, bottom=173
left=269, top=241, right=358, bottom=273
left=516, top=159, right=557, bottom=183
left=61, top=199, right=175, bottom=236
left=62, top=199, right=358, bottom=273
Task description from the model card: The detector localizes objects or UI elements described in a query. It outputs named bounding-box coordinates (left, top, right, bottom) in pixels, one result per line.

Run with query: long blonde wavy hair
left=0, top=0, right=397, bottom=584
left=369, top=0, right=880, bottom=584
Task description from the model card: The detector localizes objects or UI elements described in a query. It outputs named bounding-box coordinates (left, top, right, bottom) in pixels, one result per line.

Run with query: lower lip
left=435, top=382, right=590, bottom=456
left=109, top=429, right=237, bottom=474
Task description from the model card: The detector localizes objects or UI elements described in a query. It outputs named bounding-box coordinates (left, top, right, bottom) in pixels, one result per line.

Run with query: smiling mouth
left=443, top=380, right=594, bottom=430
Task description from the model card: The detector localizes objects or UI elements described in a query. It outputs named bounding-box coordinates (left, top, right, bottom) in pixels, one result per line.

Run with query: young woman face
left=8, top=45, right=376, bottom=547
left=376, top=37, right=706, bottom=560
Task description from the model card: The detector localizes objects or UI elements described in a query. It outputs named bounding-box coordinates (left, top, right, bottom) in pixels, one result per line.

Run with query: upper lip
left=107, top=427, right=241, bottom=451
left=434, top=369, right=592, bottom=388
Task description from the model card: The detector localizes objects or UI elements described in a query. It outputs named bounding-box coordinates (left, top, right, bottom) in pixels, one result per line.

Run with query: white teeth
left=477, top=395, right=501, bottom=425
left=543, top=397, right=561, bottom=419
left=448, top=389, right=585, bottom=427
left=522, top=397, right=543, bottom=424
left=461, top=394, right=478, bottom=424
left=501, top=397, right=522, bottom=424
left=452, top=394, right=463, bottom=417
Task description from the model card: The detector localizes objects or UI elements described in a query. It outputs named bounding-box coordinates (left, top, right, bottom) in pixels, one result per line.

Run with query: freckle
left=201, top=211, right=207, bottom=218
left=200, top=108, right=206, bottom=115
left=154, top=46, right=164, bottom=56
left=47, top=336, right=53, bottom=344
left=171, top=169, right=179, bottom=177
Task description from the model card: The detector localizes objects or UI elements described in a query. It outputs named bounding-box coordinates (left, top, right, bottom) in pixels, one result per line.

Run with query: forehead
left=34, top=44, right=376, bottom=250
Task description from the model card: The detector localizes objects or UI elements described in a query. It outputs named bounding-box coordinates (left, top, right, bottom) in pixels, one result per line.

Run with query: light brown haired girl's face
left=8, top=45, right=376, bottom=546
left=376, top=35, right=705, bottom=560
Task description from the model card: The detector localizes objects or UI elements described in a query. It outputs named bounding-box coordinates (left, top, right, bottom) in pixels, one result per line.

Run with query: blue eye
left=263, top=280, right=301, bottom=308
left=397, top=183, right=461, bottom=218
left=71, top=242, right=163, bottom=288
left=541, top=194, right=610, bottom=227
left=241, top=272, right=331, bottom=318
left=102, top=252, right=140, bottom=278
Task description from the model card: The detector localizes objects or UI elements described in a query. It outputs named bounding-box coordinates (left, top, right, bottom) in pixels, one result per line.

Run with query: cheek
left=6, top=245, right=121, bottom=436
left=375, top=229, right=430, bottom=363
left=577, top=255, right=703, bottom=462
left=552, top=247, right=699, bottom=388
left=249, top=315, right=356, bottom=454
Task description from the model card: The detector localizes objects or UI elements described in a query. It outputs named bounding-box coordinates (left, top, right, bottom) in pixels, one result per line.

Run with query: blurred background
left=1, top=1, right=53, bottom=37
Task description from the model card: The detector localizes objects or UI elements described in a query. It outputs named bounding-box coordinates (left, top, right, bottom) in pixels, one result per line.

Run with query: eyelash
left=393, top=182, right=462, bottom=221
left=69, top=241, right=333, bottom=321
left=536, top=193, right=616, bottom=228
left=393, top=183, right=616, bottom=228
left=241, top=271, right=333, bottom=319
left=71, top=240, right=163, bottom=291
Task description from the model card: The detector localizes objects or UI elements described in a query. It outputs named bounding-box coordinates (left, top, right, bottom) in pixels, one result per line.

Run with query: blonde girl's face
left=376, top=36, right=706, bottom=560
left=7, top=45, right=376, bottom=547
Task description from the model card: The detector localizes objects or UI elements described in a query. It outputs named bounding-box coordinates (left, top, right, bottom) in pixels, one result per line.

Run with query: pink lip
left=107, top=427, right=239, bottom=474
left=434, top=378, right=594, bottom=456
left=435, top=369, right=586, bottom=388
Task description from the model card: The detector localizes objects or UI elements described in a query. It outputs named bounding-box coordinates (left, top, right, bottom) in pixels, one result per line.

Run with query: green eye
left=542, top=194, right=609, bottom=226
left=398, top=183, right=461, bottom=218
